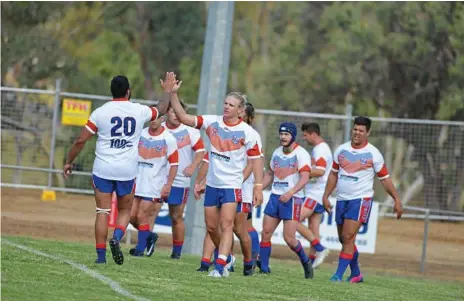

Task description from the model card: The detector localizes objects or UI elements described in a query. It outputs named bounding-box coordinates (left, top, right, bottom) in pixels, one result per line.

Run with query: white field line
left=3, top=240, right=150, bottom=301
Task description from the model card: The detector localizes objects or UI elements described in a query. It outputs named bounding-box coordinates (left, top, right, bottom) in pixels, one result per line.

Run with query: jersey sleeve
left=202, top=153, right=209, bottom=163
left=373, top=149, right=389, bottom=180
left=166, top=135, right=179, bottom=166
left=256, top=131, right=265, bottom=158
left=189, top=129, right=205, bottom=152
left=313, top=147, right=328, bottom=171
left=298, top=149, right=311, bottom=173
left=85, top=109, right=98, bottom=135
left=331, top=146, right=342, bottom=172
left=194, top=115, right=215, bottom=130
left=245, top=128, right=261, bottom=159
left=142, top=105, right=159, bottom=122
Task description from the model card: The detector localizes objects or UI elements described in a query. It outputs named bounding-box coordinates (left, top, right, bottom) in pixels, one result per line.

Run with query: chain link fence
left=1, top=85, right=464, bottom=212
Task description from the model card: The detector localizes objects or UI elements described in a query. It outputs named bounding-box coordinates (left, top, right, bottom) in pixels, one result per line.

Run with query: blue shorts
left=237, top=203, right=252, bottom=214
left=92, top=174, right=135, bottom=197
left=135, top=196, right=163, bottom=203
left=303, top=197, right=325, bottom=214
left=264, top=193, right=304, bottom=221
left=335, top=198, right=373, bottom=225
left=167, top=186, right=189, bottom=205
left=204, top=186, right=242, bottom=208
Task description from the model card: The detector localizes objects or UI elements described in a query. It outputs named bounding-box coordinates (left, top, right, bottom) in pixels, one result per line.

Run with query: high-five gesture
left=160, top=72, right=177, bottom=93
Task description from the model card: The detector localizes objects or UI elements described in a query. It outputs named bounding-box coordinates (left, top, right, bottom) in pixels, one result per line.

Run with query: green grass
left=1, top=236, right=463, bottom=301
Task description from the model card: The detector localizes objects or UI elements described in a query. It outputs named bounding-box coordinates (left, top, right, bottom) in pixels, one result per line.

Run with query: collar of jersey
left=223, top=117, right=243, bottom=127
left=148, top=127, right=165, bottom=136
left=351, top=140, right=368, bottom=149
left=113, top=97, right=129, bottom=101
left=165, top=122, right=181, bottom=130
left=283, top=142, right=299, bottom=154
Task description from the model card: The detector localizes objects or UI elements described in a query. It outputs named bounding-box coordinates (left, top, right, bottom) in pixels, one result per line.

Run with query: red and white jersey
left=242, top=128, right=264, bottom=203
left=135, top=127, right=179, bottom=199
left=85, top=99, right=158, bottom=181
left=194, top=115, right=260, bottom=189
left=304, top=141, right=333, bottom=203
left=332, top=141, right=389, bottom=200
left=164, top=123, right=205, bottom=188
left=270, top=144, right=311, bottom=198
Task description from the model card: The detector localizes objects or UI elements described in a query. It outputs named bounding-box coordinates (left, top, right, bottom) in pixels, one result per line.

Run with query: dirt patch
left=2, top=187, right=463, bottom=281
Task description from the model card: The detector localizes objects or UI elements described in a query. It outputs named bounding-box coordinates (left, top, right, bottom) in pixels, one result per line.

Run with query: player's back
left=86, top=100, right=157, bottom=181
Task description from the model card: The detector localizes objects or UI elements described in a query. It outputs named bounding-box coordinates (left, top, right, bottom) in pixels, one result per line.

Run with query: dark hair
left=353, top=116, right=372, bottom=131
left=111, top=75, right=130, bottom=98
left=301, top=122, right=320, bottom=135
left=245, top=102, right=255, bottom=120
left=166, top=99, right=187, bottom=112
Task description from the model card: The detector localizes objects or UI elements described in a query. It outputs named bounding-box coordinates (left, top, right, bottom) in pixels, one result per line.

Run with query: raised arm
left=158, top=72, right=177, bottom=115
left=170, top=80, right=196, bottom=127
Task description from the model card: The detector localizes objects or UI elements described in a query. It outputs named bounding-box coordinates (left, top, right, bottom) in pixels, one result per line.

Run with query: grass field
left=2, top=236, right=463, bottom=301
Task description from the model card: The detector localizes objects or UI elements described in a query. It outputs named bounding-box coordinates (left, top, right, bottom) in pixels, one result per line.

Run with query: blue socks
left=350, top=245, right=361, bottom=277
left=291, top=240, right=309, bottom=265
left=311, top=239, right=325, bottom=252
left=248, top=228, right=260, bottom=260
left=335, top=252, right=353, bottom=279
left=172, top=240, right=183, bottom=255
left=96, top=243, right=106, bottom=262
left=113, top=226, right=125, bottom=241
left=259, top=242, right=272, bottom=272
left=135, top=224, right=150, bottom=253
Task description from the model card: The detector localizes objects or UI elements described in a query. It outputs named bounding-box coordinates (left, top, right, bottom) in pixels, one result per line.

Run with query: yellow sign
left=61, top=99, right=92, bottom=126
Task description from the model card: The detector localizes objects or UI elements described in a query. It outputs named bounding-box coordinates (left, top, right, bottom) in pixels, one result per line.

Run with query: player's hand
left=161, top=184, right=172, bottom=200
left=394, top=199, right=403, bottom=219
left=252, top=186, right=263, bottom=207
left=63, top=163, right=73, bottom=179
left=193, top=183, right=205, bottom=200
left=323, top=196, right=332, bottom=215
left=182, top=164, right=195, bottom=177
left=279, top=191, right=293, bottom=203
left=160, top=72, right=176, bottom=93
left=172, top=79, right=182, bottom=92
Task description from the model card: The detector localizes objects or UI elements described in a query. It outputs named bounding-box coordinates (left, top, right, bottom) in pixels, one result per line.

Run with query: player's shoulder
left=296, top=144, right=310, bottom=156
left=272, top=146, right=283, bottom=156
left=317, top=141, right=333, bottom=154
left=335, top=141, right=351, bottom=153
left=366, top=142, right=383, bottom=156
left=163, top=127, right=177, bottom=141
left=186, top=124, right=201, bottom=134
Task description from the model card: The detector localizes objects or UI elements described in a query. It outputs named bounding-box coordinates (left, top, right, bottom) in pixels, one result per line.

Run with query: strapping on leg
left=96, top=207, right=111, bottom=215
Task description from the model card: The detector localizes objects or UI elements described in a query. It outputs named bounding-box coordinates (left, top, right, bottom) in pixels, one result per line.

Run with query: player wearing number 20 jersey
left=63, top=74, right=175, bottom=266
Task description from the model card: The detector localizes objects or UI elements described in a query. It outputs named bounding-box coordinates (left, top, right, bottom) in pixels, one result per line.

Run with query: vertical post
left=344, top=104, right=353, bottom=142
left=48, top=79, right=61, bottom=188
left=183, top=1, right=235, bottom=255
left=420, top=209, right=430, bottom=274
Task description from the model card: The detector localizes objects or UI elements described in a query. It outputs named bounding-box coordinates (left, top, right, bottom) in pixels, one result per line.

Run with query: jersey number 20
left=110, top=117, right=136, bottom=137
